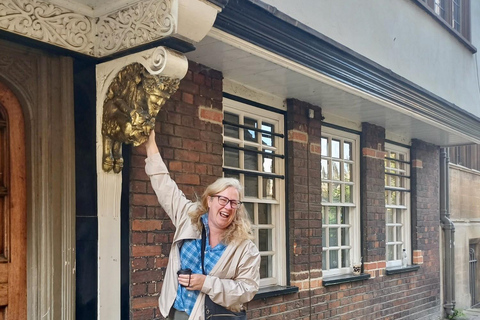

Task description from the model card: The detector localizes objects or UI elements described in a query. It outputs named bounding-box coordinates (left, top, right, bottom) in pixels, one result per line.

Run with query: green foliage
left=446, top=309, right=465, bottom=320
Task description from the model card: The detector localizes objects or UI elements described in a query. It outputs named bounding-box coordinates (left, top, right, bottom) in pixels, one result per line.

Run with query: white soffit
left=185, top=28, right=476, bottom=146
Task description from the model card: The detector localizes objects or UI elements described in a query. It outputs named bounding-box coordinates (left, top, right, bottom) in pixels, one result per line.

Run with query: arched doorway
left=0, top=81, right=27, bottom=319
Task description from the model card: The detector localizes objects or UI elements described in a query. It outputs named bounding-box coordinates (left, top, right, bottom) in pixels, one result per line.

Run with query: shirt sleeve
left=145, top=152, right=195, bottom=228
left=201, top=241, right=261, bottom=310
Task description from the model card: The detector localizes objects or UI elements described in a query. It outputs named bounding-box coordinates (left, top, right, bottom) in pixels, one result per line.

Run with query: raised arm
left=144, top=129, right=195, bottom=228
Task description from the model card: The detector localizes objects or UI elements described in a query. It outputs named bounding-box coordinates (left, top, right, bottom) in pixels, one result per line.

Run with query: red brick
left=131, top=245, right=161, bottom=257
left=132, top=296, right=158, bottom=309
left=132, top=220, right=162, bottom=231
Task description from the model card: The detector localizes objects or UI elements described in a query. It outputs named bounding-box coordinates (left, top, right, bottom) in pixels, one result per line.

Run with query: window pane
left=263, top=178, right=275, bottom=199
left=244, top=146, right=258, bottom=171
left=340, top=207, right=349, bottom=224
left=244, top=117, right=257, bottom=142
left=262, top=153, right=274, bottom=173
left=396, top=245, right=403, bottom=261
left=396, top=210, right=402, bottom=223
left=321, top=159, right=329, bottom=180
left=224, top=144, right=239, bottom=168
left=390, top=191, right=397, bottom=205
left=345, top=185, right=352, bottom=203
left=259, top=229, right=272, bottom=251
left=344, top=163, right=352, bottom=182
left=341, top=249, right=350, bottom=268
left=387, top=208, right=393, bottom=223
left=322, top=183, right=329, bottom=202
left=387, top=226, right=394, bottom=242
left=332, top=183, right=341, bottom=203
left=341, top=227, right=349, bottom=246
left=387, top=244, right=394, bottom=261
left=244, top=175, right=258, bottom=197
left=329, top=229, right=338, bottom=246
left=258, top=203, right=272, bottom=224
left=243, top=202, right=254, bottom=222
left=396, top=227, right=402, bottom=241
left=329, top=207, right=337, bottom=224
left=224, top=172, right=239, bottom=180
left=329, top=250, right=339, bottom=269
left=322, top=227, right=327, bottom=246
left=224, top=112, right=239, bottom=138
left=261, top=123, right=274, bottom=147
left=332, top=140, right=340, bottom=158
left=321, top=137, right=328, bottom=156
left=344, top=142, right=352, bottom=160
left=332, top=161, right=340, bottom=180
left=260, top=255, right=272, bottom=278
left=322, top=251, right=327, bottom=270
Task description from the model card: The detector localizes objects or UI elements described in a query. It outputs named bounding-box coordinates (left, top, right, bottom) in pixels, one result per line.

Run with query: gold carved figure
left=102, top=63, right=180, bottom=173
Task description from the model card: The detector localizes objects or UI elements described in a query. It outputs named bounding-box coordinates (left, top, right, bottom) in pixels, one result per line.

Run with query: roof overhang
left=192, top=0, right=480, bottom=147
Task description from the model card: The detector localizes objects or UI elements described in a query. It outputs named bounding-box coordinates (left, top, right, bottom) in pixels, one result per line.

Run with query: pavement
left=461, top=308, right=480, bottom=320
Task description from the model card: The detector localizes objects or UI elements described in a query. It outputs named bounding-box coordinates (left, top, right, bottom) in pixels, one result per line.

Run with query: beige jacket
left=145, top=153, right=260, bottom=320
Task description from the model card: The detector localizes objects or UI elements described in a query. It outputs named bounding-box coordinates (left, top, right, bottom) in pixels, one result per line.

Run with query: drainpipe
left=440, top=147, right=455, bottom=316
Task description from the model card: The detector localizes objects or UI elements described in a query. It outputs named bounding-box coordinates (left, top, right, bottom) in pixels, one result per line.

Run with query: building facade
left=0, top=0, right=479, bottom=319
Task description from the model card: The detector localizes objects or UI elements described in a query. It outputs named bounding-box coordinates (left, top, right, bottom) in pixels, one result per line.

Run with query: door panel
left=0, top=81, right=27, bottom=319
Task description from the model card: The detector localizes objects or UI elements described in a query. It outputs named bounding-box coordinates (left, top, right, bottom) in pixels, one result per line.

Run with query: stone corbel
left=98, top=46, right=188, bottom=173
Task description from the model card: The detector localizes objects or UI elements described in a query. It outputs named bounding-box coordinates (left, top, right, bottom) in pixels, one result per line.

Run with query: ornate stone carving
left=96, top=0, right=175, bottom=57
left=0, top=0, right=221, bottom=58
left=0, top=0, right=95, bottom=55
left=101, top=62, right=179, bottom=173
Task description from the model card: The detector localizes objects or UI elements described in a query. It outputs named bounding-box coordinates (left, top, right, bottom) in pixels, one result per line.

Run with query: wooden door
left=0, top=82, right=27, bottom=319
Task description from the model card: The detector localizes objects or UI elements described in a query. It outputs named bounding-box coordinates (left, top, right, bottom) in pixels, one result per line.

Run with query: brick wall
left=128, top=62, right=442, bottom=319
left=129, top=61, right=224, bottom=319
left=361, top=123, right=386, bottom=276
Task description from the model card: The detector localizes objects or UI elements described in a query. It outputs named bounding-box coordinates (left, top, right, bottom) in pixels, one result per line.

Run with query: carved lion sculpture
left=102, top=63, right=180, bottom=173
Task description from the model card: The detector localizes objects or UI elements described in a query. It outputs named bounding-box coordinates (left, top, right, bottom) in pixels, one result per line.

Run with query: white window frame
left=223, top=98, right=286, bottom=287
left=384, top=143, right=411, bottom=268
left=321, top=127, right=360, bottom=277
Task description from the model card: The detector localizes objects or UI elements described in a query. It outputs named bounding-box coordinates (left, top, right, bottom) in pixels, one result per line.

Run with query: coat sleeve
left=201, top=241, right=261, bottom=310
left=145, top=152, right=195, bottom=228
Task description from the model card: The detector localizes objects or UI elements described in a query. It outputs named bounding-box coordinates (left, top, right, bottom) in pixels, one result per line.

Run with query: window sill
left=253, top=285, right=299, bottom=300
left=386, top=265, right=420, bottom=275
left=322, top=273, right=370, bottom=287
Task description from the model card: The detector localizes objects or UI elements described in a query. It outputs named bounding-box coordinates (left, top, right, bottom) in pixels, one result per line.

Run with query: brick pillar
left=360, top=123, right=386, bottom=278
left=129, top=61, right=224, bottom=320
left=286, top=99, right=322, bottom=293
left=411, top=139, right=440, bottom=269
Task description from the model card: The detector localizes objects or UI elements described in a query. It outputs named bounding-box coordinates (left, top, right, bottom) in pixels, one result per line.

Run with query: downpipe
left=440, top=148, right=455, bottom=317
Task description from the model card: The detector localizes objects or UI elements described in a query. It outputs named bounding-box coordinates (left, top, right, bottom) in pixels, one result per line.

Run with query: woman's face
left=207, top=186, right=239, bottom=231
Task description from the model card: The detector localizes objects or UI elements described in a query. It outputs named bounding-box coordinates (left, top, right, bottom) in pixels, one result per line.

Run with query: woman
left=144, top=130, right=260, bottom=320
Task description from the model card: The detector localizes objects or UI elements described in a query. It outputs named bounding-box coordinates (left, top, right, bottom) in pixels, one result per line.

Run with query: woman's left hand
left=178, top=273, right=206, bottom=291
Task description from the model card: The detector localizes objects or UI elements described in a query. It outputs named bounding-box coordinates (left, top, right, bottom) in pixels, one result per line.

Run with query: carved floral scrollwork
left=96, top=0, right=175, bottom=57
left=0, top=0, right=95, bottom=55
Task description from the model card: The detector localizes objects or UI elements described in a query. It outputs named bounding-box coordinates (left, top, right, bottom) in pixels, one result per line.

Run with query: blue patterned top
left=173, top=214, right=227, bottom=315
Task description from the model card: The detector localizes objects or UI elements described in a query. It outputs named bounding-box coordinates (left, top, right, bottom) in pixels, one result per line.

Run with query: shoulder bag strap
left=201, top=225, right=206, bottom=275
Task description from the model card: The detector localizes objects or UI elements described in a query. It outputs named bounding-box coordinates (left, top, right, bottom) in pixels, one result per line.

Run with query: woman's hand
left=178, top=273, right=206, bottom=291
left=145, top=129, right=159, bottom=157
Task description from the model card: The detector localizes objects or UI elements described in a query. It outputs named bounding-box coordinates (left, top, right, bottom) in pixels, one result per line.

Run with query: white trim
left=321, top=127, right=361, bottom=277
left=223, top=98, right=286, bottom=287
left=385, top=143, right=411, bottom=268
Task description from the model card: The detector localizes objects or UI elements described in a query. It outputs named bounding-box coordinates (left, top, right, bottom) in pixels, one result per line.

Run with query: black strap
left=201, top=225, right=206, bottom=275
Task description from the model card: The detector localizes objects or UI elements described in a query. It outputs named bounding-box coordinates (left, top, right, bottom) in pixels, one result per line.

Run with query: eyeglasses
left=211, top=195, right=242, bottom=209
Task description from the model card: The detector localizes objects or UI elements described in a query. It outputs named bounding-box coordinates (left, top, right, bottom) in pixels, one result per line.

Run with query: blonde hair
left=189, top=177, right=253, bottom=244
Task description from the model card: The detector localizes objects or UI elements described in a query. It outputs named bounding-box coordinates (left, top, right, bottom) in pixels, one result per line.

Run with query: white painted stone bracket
left=95, top=46, right=187, bottom=319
